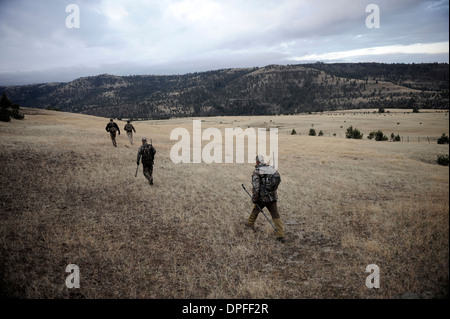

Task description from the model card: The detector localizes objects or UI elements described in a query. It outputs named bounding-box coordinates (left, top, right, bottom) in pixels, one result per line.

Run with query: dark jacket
left=137, top=143, right=156, bottom=166
left=106, top=122, right=120, bottom=134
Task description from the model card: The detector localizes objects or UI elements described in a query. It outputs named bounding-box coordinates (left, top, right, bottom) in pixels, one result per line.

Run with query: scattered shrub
left=345, top=126, right=363, bottom=139
left=436, top=154, right=449, bottom=166
left=437, top=133, right=449, bottom=144
left=10, top=106, right=25, bottom=120
left=375, top=130, right=388, bottom=141
left=318, top=130, right=323, bottom=136
left=291, top=129, right=297, bottom=135
left=390, top=133, right=401, bottom=142
left=368, top=130, right=388, bottom=141
left=309, top=128, right=316, bottom=136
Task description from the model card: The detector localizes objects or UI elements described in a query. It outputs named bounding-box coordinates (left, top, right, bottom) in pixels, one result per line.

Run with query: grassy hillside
left=303, top=62, right=449, bottom=91
left=1, top=63, right=448, bottom=120
left=0, top=107, right=448, bottom=298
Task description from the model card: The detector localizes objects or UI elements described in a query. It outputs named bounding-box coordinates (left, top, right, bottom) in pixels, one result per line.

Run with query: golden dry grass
left=0, top=107, right=448, bottom=299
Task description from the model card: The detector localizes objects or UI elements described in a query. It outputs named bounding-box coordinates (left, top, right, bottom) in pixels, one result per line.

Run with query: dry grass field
left=0, top=107, right=448, bottom=299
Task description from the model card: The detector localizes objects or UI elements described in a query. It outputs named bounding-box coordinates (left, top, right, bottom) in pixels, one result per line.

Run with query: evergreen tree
left=0, top=93, right=24, bottom=121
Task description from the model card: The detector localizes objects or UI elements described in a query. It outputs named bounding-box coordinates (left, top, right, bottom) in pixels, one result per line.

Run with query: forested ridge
left=1, top=63, right=448, bottom=119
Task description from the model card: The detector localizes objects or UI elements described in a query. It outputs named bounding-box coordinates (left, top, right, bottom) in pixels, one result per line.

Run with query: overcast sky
left=0, top=0, right=448, bottom=85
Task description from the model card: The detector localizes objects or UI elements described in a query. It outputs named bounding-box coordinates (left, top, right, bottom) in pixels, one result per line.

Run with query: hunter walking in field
left=105, top=118, right=120, bottom=147
left=137, top=138, right=156, bottom=185
left=246, top=155, right=285, bottom=243
left=124, top=120, right=136, bottom=145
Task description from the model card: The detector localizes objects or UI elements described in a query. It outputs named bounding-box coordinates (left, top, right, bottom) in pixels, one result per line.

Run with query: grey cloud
left=0, top=0, right=448, bottom=85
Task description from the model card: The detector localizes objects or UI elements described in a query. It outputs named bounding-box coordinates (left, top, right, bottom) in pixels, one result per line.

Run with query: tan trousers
left=248, top=201, right=285, bottom=238
left=126, top=131, right=134, bottom=145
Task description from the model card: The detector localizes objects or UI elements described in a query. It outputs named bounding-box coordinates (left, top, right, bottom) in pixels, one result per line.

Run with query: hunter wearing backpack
left=137, top=138, right=156, bottom=185
left=105, top=118, right=120, bottom=147
left=246, top=155, right=285, bottom=243
left=123, top=120, right=136, bottom=145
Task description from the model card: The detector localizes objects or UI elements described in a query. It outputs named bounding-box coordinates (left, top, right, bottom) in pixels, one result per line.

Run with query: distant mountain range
left=1, top=63, right=448, bottom=119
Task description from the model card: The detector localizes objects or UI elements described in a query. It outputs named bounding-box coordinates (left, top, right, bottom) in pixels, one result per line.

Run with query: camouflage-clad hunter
left=105, top=118, right=120, bottom=147
left=137, top=138, right=156, bottom=185
left=246, top=155, right=285, bottom=243
left=124, top=120, right=136, bottom=145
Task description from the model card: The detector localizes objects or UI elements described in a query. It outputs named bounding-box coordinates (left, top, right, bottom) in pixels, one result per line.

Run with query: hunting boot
left=272, top=218, right=286, bottom=243
left=245, top=211, right=258, bottom=232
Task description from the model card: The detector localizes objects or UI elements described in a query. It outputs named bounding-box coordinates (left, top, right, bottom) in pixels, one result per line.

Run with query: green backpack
left=142, top=144, right=156, bottom=165
left=259, top=165, right=281, bottom=192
